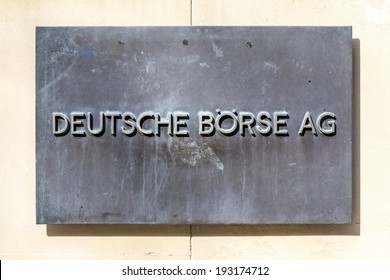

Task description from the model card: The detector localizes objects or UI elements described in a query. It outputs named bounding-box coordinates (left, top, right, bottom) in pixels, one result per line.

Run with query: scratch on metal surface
left=264, top=61, right=280, bottom=73
left=38, top=62, right=77, bottom=93
left=212, top=41, right=224, bottom=58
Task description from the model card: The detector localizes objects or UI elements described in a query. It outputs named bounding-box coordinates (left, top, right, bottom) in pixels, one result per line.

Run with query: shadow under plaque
left=46, top=38, right=360, bottom=237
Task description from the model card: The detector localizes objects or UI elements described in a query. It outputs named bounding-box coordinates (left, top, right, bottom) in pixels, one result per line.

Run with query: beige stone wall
left=1, top=0, right=389, bottom=259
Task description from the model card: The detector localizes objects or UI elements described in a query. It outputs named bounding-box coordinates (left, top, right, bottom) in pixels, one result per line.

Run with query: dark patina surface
left=36, top=27, right=352, bottom=224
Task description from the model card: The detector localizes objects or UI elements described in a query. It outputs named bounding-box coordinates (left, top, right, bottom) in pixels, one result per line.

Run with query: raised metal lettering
left=317, top=112, right=337, bottom=136
left=71, top=112, right=86, bottom=136
left=52, top=112, right=70, bottom=136
left=274, top=111, right=289, bottom=136
left=298, top=112, right=318, bottom=136
left=121, top=112, right=137, bottom=136
left=137, top=112, right=155, bottom=136
left=105, top=111, right=121, bottom=136
left=239, top=112, right=256, bottom=136
left=198, top=111, right=215, bottom=136
left=155, top=113, right=172, bottom=136
left=87, top=112, right=105, bottom=136
left=256, top=111, right=272, bottom=136
left=173, top=112, right=189, bottom=137
left=215, top=110, right=238, bottom=136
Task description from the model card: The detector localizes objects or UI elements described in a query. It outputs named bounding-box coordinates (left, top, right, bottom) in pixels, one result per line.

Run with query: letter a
left=298, top=112, right=317, bottom=136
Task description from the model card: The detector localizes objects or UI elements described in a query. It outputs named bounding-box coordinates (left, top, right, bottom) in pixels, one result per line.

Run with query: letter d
left=53, top=112, right=70, bottom=136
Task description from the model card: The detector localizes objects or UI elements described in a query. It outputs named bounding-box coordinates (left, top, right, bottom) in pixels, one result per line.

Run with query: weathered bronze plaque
left=36, top=27, right=352, bottom=224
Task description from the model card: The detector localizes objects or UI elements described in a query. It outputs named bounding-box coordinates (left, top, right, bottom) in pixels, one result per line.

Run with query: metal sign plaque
left=36, top=27, right=352, bottom=224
